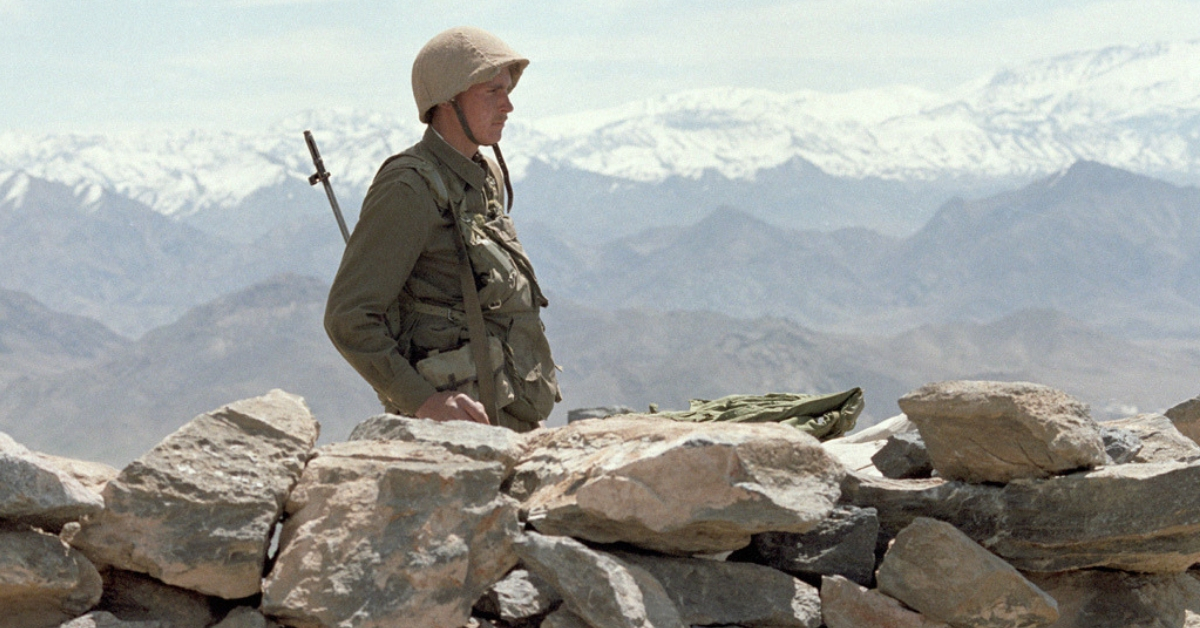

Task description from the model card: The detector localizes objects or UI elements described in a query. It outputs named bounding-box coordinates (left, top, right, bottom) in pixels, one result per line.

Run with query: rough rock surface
left=820, top=575, right=951, bottom=628
left=0, top=437, right=104, bottom=530
left=72, top=389, right=318, bottom=599
left=94, top=568, right=216, bottom=628
left=261, top=438, right=521, bottom=628
left=0, top=526, right=103, bottom=628
left=1104, top=413, right=1200, bottom=463
left=1166, top=395, right=1200, bottom=445
left=1099, top=425, right=1143, bottom=464
left=1025, top=570, right=1200, bottom=628
left=839, top=474, right=1005, bottom=556
left=540, top=608, right=592, bottom=628
left=876, top=517, right=1059, bottom=628
left=210, top=607, right=282, bottom=628
left=844, top=460, right=1200, bottom=573
left=473, top=568, right=562, bottom=625
left=347, top=414, right=528, bottom=472
left=991, top=461, right=1200, bottom=573
left=728, top=505, right=879, bottom=587
left=871, top=432, right=933, bottom=479
left=513, top=416, right=845, bottom=554
left=614, top=549, right=822, bottom=628
left=6, top=383, right=1200, bottom=627
left=58, top=612, right=165, bottom=628
left=513, top=531, right=685, bottom=628
left=822, top=439, right=887, bottom=477
left=33, top=454, right=120, bottom=497
left=898, top=380, right=1106, bottom=483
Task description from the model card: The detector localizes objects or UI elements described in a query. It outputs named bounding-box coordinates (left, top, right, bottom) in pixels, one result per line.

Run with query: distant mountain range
left=3, top=273, right=1196, bottom=467
left=3, top=157, right=1199, bottom=341
left=548, top=160, right=1200, bottom=338
left=4, top=159, right=1199, bottom=465
left=1, top=40, right=1199, bottom=244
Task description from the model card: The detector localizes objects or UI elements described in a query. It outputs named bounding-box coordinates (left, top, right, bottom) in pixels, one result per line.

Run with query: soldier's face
left=455, top=69, right=514, bottom=147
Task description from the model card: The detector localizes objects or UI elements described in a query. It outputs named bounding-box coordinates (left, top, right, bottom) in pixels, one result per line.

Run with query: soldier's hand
left=416, top=391, right=491, bottom=425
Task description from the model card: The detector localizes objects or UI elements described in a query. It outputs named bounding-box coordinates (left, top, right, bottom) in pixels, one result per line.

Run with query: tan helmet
left=411, top=26, right=529, bottom=124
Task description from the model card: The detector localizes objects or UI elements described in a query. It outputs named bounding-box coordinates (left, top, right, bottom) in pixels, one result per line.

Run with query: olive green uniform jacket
left=324, top=127, right=558, bottom=431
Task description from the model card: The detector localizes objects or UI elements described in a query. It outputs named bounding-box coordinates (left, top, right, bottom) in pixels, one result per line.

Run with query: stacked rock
left=5, top=381, right=1200, bottom=628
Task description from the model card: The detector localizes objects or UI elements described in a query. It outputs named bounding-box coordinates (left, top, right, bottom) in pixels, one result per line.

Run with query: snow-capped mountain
left=1, top=40, right=1199, bottom=222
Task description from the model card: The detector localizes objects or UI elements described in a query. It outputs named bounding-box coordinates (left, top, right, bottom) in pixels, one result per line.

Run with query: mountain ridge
left=5, top=275, right=1193, bottom=467
left=2, top=40, right=1199, bottom=230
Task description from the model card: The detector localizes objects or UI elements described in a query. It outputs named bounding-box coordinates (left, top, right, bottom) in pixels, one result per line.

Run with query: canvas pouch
left=415, top=337, right=515, bottom=408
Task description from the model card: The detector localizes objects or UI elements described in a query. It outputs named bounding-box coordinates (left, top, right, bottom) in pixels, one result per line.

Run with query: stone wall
left=5, top=381, right=1200, bottom=628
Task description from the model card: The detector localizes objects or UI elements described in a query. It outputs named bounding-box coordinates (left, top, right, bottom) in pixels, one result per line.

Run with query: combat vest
left=384, top=152, right=559, bottom=430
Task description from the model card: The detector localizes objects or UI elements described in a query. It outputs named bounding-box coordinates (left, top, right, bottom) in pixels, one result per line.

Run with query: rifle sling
left=450, top=222, right=501, bottom=426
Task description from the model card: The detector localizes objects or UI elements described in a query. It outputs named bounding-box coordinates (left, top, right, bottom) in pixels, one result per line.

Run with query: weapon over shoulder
left=304, top=130, right=351, bottom=244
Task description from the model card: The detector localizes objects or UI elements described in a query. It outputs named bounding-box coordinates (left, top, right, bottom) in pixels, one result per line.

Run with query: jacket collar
left=423, top=126, right=487, bottom=191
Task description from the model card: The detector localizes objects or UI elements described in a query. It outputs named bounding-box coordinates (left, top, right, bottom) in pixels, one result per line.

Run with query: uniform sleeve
left=324, top=170, right=440, bottom=414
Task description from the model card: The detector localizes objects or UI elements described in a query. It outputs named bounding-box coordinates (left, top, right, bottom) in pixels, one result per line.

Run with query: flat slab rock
left=512, top=416, right=846, bottom=554
left=843, top=459, right=1200, bottom=574
left=898, top=380, right=1106, bottom=483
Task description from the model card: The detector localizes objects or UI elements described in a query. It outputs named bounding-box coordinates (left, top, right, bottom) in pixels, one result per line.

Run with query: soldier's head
left=412, top=27, right=528, bottom=150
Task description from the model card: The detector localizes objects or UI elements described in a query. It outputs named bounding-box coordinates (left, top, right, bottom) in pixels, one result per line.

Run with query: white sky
left=3, top=0, right=1200, bottom=133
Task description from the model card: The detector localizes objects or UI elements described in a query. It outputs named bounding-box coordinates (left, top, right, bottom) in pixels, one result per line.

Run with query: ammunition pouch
left=415, top=337, right=515, bottom=408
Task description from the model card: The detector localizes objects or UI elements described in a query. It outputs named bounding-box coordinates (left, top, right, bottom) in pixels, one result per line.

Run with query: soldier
left=324, top=26, right=559, bottom=431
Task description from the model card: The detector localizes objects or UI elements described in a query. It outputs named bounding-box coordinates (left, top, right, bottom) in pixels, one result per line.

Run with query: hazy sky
left=4, top=0, right=1200, bottom=133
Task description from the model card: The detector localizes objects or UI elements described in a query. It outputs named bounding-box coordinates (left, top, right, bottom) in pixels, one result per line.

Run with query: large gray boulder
left=1024, top=570, right=1200, bottom=628
left=72, top=389, right=319, bottom=599
left=898, top=381, right=1106, bottom=483
left=512, top=416, right=845, bottom=554
left=876, top=517, right=1059, bottom=628
left=991, top=461, right=1200, bottom=573
left=0, top=526, right=103, bottom=628
left=513, top=532, right=685, bottom=628
left=613, top=550, right=822, bottom=628
left=261, top=438, right=521, bottom=628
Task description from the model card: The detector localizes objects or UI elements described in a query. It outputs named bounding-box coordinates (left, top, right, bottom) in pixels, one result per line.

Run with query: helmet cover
left=411, top=26, right=529, bottom=123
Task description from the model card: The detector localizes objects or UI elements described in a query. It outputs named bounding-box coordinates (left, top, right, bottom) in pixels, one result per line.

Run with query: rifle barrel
left=304, top=130, right=351, bottom=244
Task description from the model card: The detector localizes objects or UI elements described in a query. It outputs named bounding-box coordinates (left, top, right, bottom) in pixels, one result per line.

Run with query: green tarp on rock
left=651, top=387, right=864, bottom=441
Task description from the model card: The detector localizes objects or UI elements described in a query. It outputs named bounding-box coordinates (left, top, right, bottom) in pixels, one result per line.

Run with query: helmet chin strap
left=453, top=100, right=515, bottom=213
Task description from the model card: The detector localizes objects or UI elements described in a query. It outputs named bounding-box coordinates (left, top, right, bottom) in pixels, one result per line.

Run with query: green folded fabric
left=651, top=387, right=864, bottom=441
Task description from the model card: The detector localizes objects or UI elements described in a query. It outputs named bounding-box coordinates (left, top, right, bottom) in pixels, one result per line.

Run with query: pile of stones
left=5, top=381, right=1200, bottom=628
